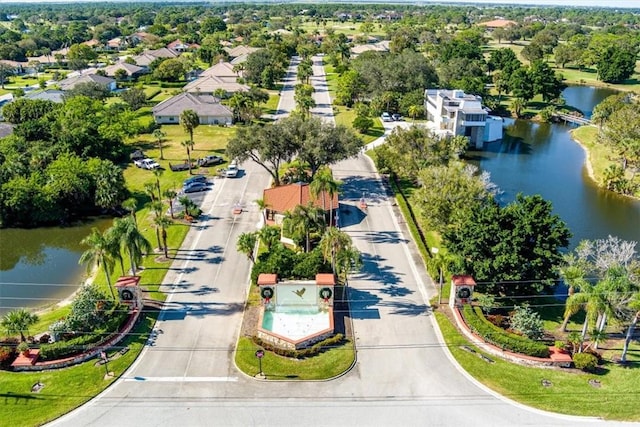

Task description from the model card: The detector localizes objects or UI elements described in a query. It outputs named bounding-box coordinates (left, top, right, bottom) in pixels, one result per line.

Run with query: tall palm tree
left=428, top=250, right=456, bottom=305
left=112, top=217, right=152, bottom=276
left=320, top=227, right=353, bottom=275
left=258, top=225, right=280, bottom=251
left=558, top=255, right=590, bottom=331
left=255, top=198, right=269, bottom=225
left=79, top=227, right=117, bottom=299
left=237, top=232, right=258, bottom=263
left=149, top=201, right=165, bottom=251
left=408, top=105, right=421, bottom=122
left=621, top=292, right=640, bottom=363
left=164, top=189, right=177, bottom=219
left=152, top=129, right=166, bottom=160
left=180, top=109, right=200, bottom=146
left=105, top=224, right=125, bottom=276
left=152, top=169, right=164, bottom=201
left=178, top=195, right=195, bottom=217
left=285, top=203, right=325, bottom=252
left=122, top=197, right=138, bottom=226
left=1, top=308, right=39, bottom=342
left=181, top=140, right=195, bottom=175
left=310, top=168, right=339, bottom=227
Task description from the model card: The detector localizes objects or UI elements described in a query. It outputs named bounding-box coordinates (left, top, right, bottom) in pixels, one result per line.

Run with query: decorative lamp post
left=255, top=349, right=264, bottom=377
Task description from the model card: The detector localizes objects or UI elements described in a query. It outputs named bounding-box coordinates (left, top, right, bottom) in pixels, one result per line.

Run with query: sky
left=0, top=0, right=638, bottom=7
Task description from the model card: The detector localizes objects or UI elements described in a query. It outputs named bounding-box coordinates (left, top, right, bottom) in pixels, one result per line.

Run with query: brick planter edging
left=452, top=306, right=570, bottom=369
left=12, top=309, right=141, bottom=372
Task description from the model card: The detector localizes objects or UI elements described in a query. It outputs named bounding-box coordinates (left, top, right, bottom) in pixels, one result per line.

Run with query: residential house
left=106, top=37, right=127, bottom=51
left=224, top=45, right=260, bottom=59
left=262, top=182, right=339, bottom=227
left=183, top=75, right=249, bottom=95
left=200, top=60, right=242, bottom=79
left=132, top=47, right=180, bottom=69
left=0, top=59, right=26, bottom=75
left=230, top=54, right=250, bottom=66
left=350, top=41, right=390, bottom=57
left=424, top=89, right=502, bottom=148
left=152, top=92, right=233, bottom=125
left=82, top=39, right=102, bottom=49
left=25, top=89, right=65, bottom=103
left=130, top=32, right=158, bottom=46
left=58, top=74, right=116, bottom=92
left=167, top=39, right=200, bottom=53
left=101, top=62, right=144, bottom=79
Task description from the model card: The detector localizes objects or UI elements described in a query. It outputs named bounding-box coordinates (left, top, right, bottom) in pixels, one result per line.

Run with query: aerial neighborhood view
left=1, top=0, right=640, bottom=425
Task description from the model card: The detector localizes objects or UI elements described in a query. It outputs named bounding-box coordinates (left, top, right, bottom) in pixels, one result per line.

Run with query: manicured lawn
left=263, top=91, right=280, bottom=115
left=0, top=311, right=158, bottom=427
left=435, top=310, right=640, bottom=421
left=235, top=336, right=354, bottom=380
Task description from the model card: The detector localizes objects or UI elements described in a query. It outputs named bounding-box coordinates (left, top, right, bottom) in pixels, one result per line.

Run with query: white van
left=225, top=160, right=239, bottom=178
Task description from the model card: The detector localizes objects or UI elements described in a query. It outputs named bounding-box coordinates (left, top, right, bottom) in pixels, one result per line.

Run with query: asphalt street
left=48, top=56, right=637, bottom=427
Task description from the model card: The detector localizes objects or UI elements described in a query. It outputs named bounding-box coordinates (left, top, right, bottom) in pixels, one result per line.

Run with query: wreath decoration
left=261, top=287, right=274, bottom=301
left=456, top=287, right=471, bottom=299
left=319, top=287, right=333, bottom=301
left=121, top=289, right=134, bottom=301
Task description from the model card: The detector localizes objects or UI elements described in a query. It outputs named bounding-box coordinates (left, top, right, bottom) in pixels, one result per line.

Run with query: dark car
left=182, top=182, right=208, bottom=193
left=197, top=155, right=224, bottom=167
left=183, top=175, right=207, bottom=187
left=392, top=113, right=402, bottom=121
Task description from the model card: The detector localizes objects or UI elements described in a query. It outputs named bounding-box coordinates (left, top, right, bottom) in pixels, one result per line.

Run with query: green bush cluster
left=252, top=333, right=345, bottom=359
left=159, top=82, right=187, bottom=88
left=572, top=352, right=598, bottom=371
left=462, top=305, right=550, bottom=358
left=250, top=245, right=331, bottom=284
left=39, top=310, right=128, bottom=361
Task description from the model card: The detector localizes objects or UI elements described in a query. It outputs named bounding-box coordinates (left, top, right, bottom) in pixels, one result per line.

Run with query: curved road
left=49, top=56, right=635, bottom=427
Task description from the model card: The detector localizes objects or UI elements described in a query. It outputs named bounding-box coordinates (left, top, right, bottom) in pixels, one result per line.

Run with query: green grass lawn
left=0, top=311, right=158, bottom=427
left=435, top=310, right=640, bottom=421
left=263, top=91, right=280, bottom=115
left=235, top=336, right=354, bottom=380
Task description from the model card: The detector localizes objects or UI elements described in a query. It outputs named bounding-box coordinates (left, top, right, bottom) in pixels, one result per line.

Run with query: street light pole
left=255, top=349, right=264, bottom=377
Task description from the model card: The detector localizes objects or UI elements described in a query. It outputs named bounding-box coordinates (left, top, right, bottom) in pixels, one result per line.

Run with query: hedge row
left=159, top=81, right=187, bottom=88
left=39, top=311, right=129, bottom=361
left=145, top=88, right=161, bottom=100
left=462, top=305, right=550, bottom=358
left=253, top=333, right=345, bottom=359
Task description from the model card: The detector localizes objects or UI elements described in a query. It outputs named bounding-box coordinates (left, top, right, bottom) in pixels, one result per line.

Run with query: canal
left=471, top=86, right=640, bottom=247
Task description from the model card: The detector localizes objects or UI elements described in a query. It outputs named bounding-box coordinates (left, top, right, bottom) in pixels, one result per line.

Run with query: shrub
left=509, top=304, right=544, bottom=340
left=252, top=333, right=345, bottom=359
left=573, top=352, right=598, bottom=371
left=0, top=346, right=14, bottom=366
left=463, top=305, right=550, bottom=358
left=17, top=341, right=29, bottom=354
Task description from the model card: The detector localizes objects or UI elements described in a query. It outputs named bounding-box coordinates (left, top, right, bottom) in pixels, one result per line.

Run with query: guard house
left=424, top=89, right=502, bottom=148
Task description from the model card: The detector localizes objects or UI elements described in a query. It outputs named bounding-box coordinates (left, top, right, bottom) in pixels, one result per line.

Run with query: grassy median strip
left=235, top=336, right=354, bottom=380
left=435, top=311, right=640, bottom=421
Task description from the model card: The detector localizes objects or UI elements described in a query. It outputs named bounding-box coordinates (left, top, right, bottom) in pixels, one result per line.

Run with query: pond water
left=470, top=86, right=640, bottom=248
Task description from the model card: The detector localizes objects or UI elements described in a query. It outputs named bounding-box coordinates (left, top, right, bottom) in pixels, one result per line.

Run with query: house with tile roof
left=224, top=45, right=260, bottom=59
left=167, top=39, right=200, bottom=52
left=101, top=62, right=145, bottom=79
left=132, top=47, right=180, bottom=68
left=25, top=89, right=65, bottom=103
left=262, top=182, right=339, bottom=226
left=152, top=92, right=233, bottom=125
left=200, top=60, right=242, bottom=79
left=58, top=74, right=116, bottom=91
left=183, top=75, right=249, bottom=95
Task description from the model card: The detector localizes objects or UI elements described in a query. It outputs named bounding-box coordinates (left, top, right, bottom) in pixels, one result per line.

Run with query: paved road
left=49, top=57, right=636, bottom=427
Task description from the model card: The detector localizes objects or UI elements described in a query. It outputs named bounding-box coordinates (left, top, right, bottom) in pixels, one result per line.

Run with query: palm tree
left=621, top=292, right=640, bottom=363
left=152, top=129, right=166, bottom=160
left=149, top=201, right=165, bottom=251
left=105, top=224, right=125, bottom=276
left=164, top=189, right=177, bottom=219
left=510, top=97, right=526, bottom=118
left=152, top=169, right=164, bottom=201
left=144, top=181, right=157, bottom=202
left=122, top=197, right=138, bottom=225
left=112, top=217, right=152, bottom=276
left=181, top=140, right=195, bottom=175
left=255, top=198, right=269, bottom=225
left=558, top=255, right=590, bottom=331
left=178, top=195, right=196, bottom=217
left=284, top=203, right=326, bottom=252
left=408, top=105, right=422, bottom=122
left=237, top=232, right=258, bottom=262
left=428, top=250, right=456, bottom=305
left=258, top=225, right=281, bottom=251
left=320, top=227, right=354, bottom=275
left=180, top=109, right=200, bottom=146
left=1, top=308, right=39, bottom=342
left=79, top=227, right=117, bottom=299
left=310, top=168, right=339, bottom=227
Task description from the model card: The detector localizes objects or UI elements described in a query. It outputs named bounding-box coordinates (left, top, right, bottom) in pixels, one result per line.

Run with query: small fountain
left=257, top=274, right=335, bottom=350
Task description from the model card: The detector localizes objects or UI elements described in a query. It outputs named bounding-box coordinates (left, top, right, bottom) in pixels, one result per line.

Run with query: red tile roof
left=316, top=274, right=336, bottom=286
left=257, top=274, right=278, bottom=285
left=451, top=275, right=477, bottom=287
left=115, top=276, right=141, bottom=288
left=479, top=19, right=517, bottom=28
left=263, top=182, right=338, bottom=214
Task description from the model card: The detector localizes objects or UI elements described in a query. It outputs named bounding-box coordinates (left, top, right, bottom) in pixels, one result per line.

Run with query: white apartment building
left=424, top=89, right=502, bottom=148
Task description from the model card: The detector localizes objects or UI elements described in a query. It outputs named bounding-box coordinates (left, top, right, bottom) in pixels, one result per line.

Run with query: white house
left=152, top=92, right=233, bottom=125
left=424, top=89, right=502, bottom=148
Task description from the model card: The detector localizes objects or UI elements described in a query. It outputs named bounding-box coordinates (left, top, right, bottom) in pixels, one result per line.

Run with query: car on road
left=183, top=175, right=207, bottom=187
left=381, top=112, right=392, bottom=122
left=134, top=158, right=160, bottom=170
left=392, top=113, right=402, bottom=121
left=197, top=155, right=224, bottom=167
left=182, top=182, right=209, bottom=193
left=225, top=161, right=239, bottom=178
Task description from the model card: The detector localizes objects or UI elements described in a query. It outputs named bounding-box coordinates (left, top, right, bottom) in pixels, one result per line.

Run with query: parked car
left=130, top=149, right=145, bottom=160
left=197, top=155, right=224, bottom=167
left=392, top=113, right=402, bottom=121
left=225, top=161, right=239, bottom=178
left=134, top=158, right=160, bottom=170
left=169, top=162, right=195, bottom=172
left=381, top=112, right=392, bottom=122
left=183, top=175, right=207, bottom=187
left=182, top=182, right=208, bottom=193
